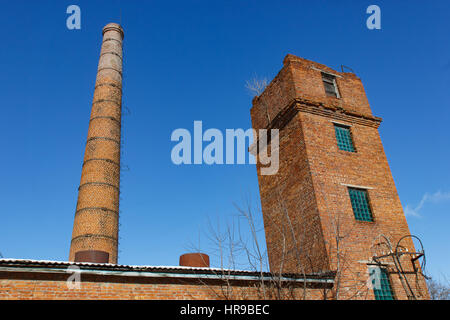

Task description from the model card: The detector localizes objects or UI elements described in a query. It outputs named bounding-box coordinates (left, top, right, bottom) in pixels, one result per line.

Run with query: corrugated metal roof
left=0, top=258, right=218, bottom=273
left=0, top=258, right=335, bottom=281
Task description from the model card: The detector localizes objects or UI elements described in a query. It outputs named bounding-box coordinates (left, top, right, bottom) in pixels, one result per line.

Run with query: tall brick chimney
left=69, top=23, right=124, bottom=264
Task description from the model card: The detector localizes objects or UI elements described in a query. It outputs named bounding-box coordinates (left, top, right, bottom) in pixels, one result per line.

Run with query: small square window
left=322, top=73, right=339, bottom=98
left=348, top=188, right=373, bottom=222
left=334, top=124, right=355, bottom=152
left=370, top=267, right=395, bottom=300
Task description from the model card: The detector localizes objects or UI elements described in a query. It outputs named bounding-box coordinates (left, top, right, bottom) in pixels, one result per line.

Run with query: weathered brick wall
left=0, top=274, right=325, bottom=300
left=250, top=64, right=295, bottom=130
left=251, top=54, right=429, bottom=300
left=250, top=54, right=373, bottom=131
left=255, top=113, right=330, bottom=275
left=300, top=111, right=428, bottom=299
left=0, top=279, right=231, bottom=300
left=287, top=54, right=373, bottom=117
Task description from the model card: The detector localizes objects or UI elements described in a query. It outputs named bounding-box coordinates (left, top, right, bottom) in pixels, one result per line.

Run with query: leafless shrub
left=427, top=277, right=450, bottom=300
left=245, top=76, right=269, bottom=97
left=189, top=195, right=349, bottom=300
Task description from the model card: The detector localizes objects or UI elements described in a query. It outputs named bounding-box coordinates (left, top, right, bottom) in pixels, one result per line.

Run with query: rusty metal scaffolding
left=370, top=234, right=428, bottom=300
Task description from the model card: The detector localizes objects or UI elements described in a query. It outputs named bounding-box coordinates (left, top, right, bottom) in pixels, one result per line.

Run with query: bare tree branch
left=245, top=76, right=269, bottom=97
left=427, top=277, right=450, bottom=300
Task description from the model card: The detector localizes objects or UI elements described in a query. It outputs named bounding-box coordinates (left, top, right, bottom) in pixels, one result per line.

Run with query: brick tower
left=69, top=23, right=124, bottom=264
left=251, top=54, right=429, bottom=299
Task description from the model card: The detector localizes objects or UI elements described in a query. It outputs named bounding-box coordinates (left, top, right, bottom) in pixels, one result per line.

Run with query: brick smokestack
left=69, top=23, right=124, bottom=264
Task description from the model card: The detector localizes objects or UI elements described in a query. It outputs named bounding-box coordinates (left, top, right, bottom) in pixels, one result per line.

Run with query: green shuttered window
left=348, top=188, right=373, bottom=222
left=334, top=124, right=355, bottom=152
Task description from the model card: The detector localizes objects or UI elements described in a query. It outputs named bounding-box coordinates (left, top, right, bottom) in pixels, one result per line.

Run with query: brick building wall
left=0, top=279, right=327, bottom=300
left=251, top=54, right=429, bottom=300
left=0, top=260, right=332, bottom=300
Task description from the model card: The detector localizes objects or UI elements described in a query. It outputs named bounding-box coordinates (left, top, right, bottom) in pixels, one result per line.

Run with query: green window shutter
left=348, top=188, right=373, bottom=222
left=372, top=267, right=395, bottom=300
left=334, top=124, right=355, bottom=152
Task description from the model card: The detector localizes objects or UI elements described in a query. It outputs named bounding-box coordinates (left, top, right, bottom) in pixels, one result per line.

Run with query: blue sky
left=0, top=1, right=449, bottom=280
